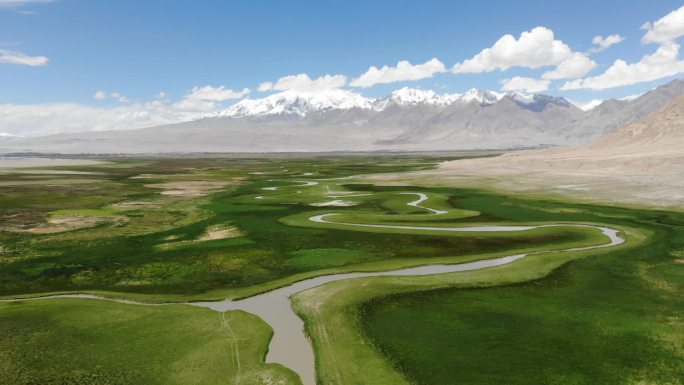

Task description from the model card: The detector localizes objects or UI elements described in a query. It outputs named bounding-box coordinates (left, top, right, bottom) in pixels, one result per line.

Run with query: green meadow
left=0, top=299, right=300, bottom=385
left=0, top=155, right=681, bottom=385
left=0, top=156, right=594, bottom=301
left=291, top=190, right=683, bottom=385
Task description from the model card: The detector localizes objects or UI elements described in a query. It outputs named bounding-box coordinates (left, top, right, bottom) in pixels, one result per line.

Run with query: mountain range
left=427, top=86, right=684, bottom=207
left=211, top=87, right=507, bottom=119
left=3, top=79, right=684, bottom=154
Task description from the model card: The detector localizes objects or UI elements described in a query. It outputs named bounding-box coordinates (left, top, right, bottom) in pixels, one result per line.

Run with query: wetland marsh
left=1, top=155, right=682, bottom=385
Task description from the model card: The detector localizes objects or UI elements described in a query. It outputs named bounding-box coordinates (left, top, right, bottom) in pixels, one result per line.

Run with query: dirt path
left=222, top=312, right=241, bottom=385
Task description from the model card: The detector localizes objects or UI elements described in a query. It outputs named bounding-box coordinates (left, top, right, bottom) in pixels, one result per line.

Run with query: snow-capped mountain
left=5, top=79, right=684, bottom=154
left=214, top=87, right=553, bottom=118
left=506, top=93, right=572, bottom=112
left=461, top=88, right=504, bottom=105
left=571, top=99, right=604, bottom=111
left=376, top=87, right=504, bottom=108
left=375, top=87, right=452, bottom=108
left=215, top=89, right=374, bottom=118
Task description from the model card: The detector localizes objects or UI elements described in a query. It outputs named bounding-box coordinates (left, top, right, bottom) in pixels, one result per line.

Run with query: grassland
left=291, top=192, right=683, bottom=385
left=1, top=155, right=682, bottom=385
left=0, top=299, right=300, bottom=385
left=0, top=156, right=601, bottom=302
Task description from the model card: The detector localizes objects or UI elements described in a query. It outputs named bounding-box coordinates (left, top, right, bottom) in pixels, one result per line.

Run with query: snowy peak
left=531, top=94, right=572, bottom=107
left=383, top=87, right=503, bottom=107
left=504, top=91, right=534, bottom=105
left=385, top=87, right=444, bottom=106
left=216, top=89, right=374, bottom=118
left=571, top=99, right=604, bottom=111
left=214, top=87, right=574, bottom=118
left=374, top=87, right=457, bottom=109
left=505, top=93, right=573, bottom=112
left=462, top=88, right=504, bottom=105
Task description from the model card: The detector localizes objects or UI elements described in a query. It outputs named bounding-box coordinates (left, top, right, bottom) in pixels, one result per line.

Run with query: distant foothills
left=2, top=79, right=684, bottom=154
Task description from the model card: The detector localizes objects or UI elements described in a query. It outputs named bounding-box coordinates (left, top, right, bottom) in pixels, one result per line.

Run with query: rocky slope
left=414, top=91, right=684, bottom=207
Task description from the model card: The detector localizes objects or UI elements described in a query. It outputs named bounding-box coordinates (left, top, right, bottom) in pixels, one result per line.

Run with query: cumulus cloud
left=0, top=95, right=233, bottom=137
left=542, top=52, right=596, bottom=79
left=558, top=6, right=684, bottom=90
left=0, top=83, right=256, bottom=137
left=561, top=42, right=684, bottom=90
left=452, top=27, right=574, bottom=73
left=0, top=49, right=48, bottom=66
left=184, top=85, right=250, bottom=101
left=170, top=85, right=250, bottom=111
left=0, top=101, right=213, bottom=137
left=500, top=76, right=550, bottom=93
left=590, top=34, right=625, bottom=53
left=349, top=58, right=446, bottom=88
left=258, top=73, right=347, bottom=92
left=642, top=5, right=684, bottom=44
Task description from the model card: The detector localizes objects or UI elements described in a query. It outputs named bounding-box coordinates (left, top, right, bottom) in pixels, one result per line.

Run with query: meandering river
left=1, top=188, right=625, bottom=385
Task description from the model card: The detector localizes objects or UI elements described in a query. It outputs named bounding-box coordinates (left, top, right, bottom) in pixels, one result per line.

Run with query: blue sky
left=2, top=0, right=684, bottom=135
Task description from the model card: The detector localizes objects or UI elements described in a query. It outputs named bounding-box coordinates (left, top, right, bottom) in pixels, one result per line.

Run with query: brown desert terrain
left=372, top=93, right=684, bottom=209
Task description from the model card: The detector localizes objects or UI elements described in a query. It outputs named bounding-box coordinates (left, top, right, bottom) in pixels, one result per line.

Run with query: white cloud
left=500, top=76, right=550, bottom=93
left=185, top=85, right=250, bottom=101
left=92, top=91, right=129, bottom=102
left=642, top=5, right=684, bottom=44
left=110, top=92, right=129, bottom=103
left=258, top=73, right=347, bottom=92
left=169, top=85, right=250, bottom=112
left=0, top=0, right=53, bottom=7
left=0, top=98, right=224, bottom=137
left=60, top=86, right=250, bottom=135
left=349, top=58, right=446, bottom=88
left=257, top=82, right=273, bottom=92
left=590, top=34, right=625, bottom=52
left=561, top=6, right=684, bottom=91
left=0, top=49, right=48, bottom=66
left=172, top=98, right=218, bottom=112
left=561, top=43, right=684, bottom=90
left=542, top=52, right=596, bottom=79
left=452, top=27, right=574, bottom=73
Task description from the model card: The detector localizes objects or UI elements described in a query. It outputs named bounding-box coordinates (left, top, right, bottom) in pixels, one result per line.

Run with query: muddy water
left=191, top=219, right=623, bottom=385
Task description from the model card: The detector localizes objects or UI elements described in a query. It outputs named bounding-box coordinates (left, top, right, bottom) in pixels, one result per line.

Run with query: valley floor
left=0, top=155, right=682, bottom=385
